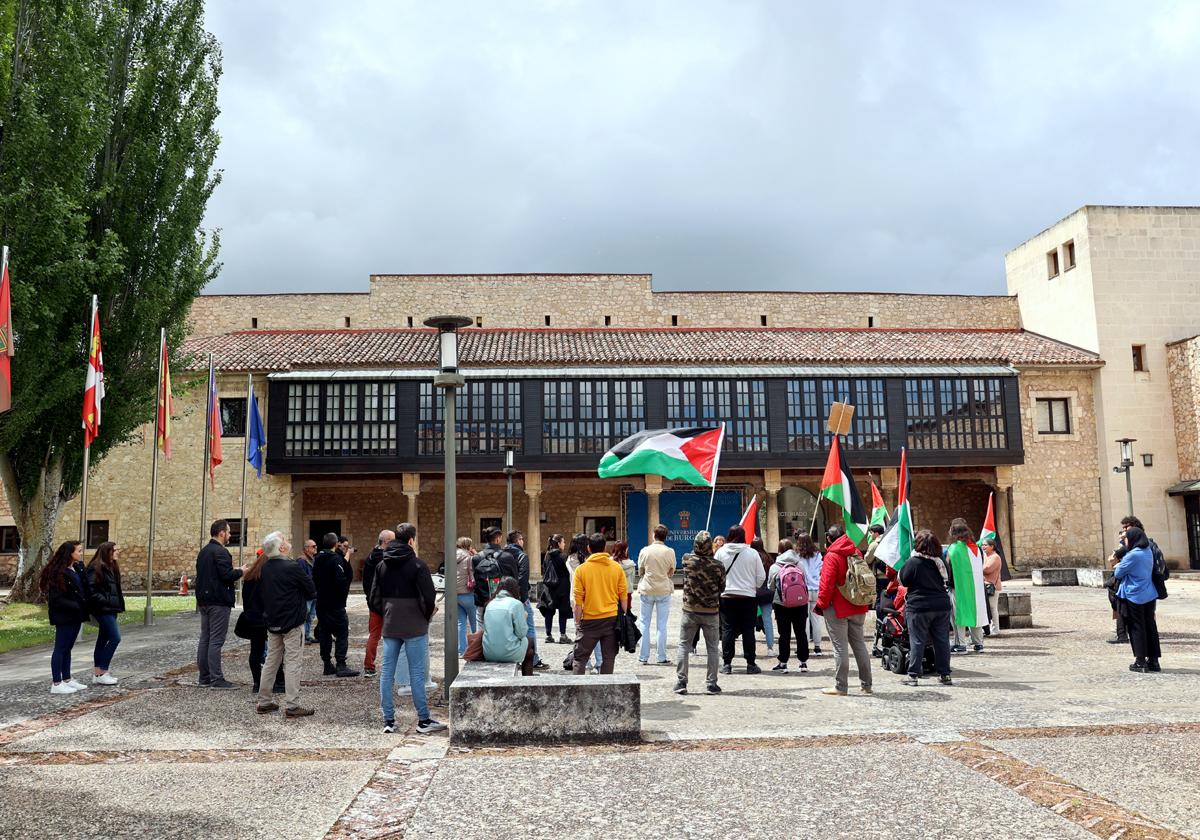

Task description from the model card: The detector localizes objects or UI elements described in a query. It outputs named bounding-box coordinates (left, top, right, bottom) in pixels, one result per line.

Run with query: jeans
left=380, top=635, right=430, bottom=722
left=457, top=594, right=477, bottom=655
left=364, top=611, right=383, bottom=670
left=806, top=591, right=824, bottom=646
left=639, top=593, right=672, bottom=662
left=522, top=600, right=542, bottom=665
left=51, top=622, right=80, bottom=683
left=304, top=600, right=316, bottom=638
left=197, top=605, right=231, bottom=683
left=93, top=614, right=121, bottom=670
left=773, top=603, right=809, bottom=664
left=257, top=626, right=304, bottom=710
left=760, top=602, right=775, bottom=648
left=824, top=611, right=872, bottom=692
left=719, top=597, right=758, bottom=666
left=907, top=609, right=951, bottom=677
left=677, top=611, right=719, bottom=687
left=317, top=607, right=350, bottom=664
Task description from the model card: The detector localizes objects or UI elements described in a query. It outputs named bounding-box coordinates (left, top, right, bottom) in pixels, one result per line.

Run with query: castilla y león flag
left=0, top=247, right=13, bottom=413
left=597, top=426, right=724, bottom=487
left=81, top=295, right=105, bottom=446
left=157, top=337, right=173, bottom=459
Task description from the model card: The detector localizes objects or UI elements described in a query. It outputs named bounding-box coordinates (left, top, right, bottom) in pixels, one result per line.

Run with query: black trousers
left=248, top=631, right=285, bottom=688
left=317, top=607, right=350, bottom=664
left=773, top=603, right=809, bottom=664
left=544, top=605, right=569, bottom=636
left=720, top=597, right=758, bottom=665
left=1121, top=598, right=1162, bottom=664
left=907, top=609, right=952, bottom=678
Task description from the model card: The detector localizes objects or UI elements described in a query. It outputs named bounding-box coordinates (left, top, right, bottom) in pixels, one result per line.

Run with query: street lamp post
left=503, top=448, right=515, bottom=536
left=1114, top=437, right=1137, bottom=517
left=425, top=315, right=472, bottom=704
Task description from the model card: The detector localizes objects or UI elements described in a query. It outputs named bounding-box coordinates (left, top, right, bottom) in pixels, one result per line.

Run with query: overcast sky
left=201, top=2, right=1200, bottom=295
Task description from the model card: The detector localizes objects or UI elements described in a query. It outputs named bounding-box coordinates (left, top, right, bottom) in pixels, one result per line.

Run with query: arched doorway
left=778, top=486, right=824, bottom=544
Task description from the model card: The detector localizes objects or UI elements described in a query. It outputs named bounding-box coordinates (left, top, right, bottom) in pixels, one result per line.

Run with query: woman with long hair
left=751, top=537, right=776, bottom=656
left=240, top=549, right=284, bottom=693
left=40, top=541, right=89, bottom=694
left=86, top=542, right=126, bottom=685
left=565, top=533, right=601, bottom=673
left=794, top=534, right=825, bottom=655
left=898, top=530, right=953, bottom=686
left=455, top=536, right=477, bottom=655
left=542, top=534, right=572, bottom=643
left=613, top=541, right=636, bottom=605
left=946, top=518, right=985, bottom=653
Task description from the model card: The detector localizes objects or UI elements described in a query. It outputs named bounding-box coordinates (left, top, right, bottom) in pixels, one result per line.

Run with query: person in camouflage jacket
left=674, top=530, right=727, bottom=696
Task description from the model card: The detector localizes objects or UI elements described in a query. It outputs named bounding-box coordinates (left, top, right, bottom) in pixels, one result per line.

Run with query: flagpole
left=79, top=444, right=90, bottom=545
left=200, top=353, right=213, bottom=548
left=145, top=328, right=165, bottom=626
left=236, top=372, right=251, bottom=606
left=704, top=423, right=726, bottom=532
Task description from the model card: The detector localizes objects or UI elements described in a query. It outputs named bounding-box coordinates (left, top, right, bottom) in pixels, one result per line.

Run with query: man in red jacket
left=814, top=525, right=873, bottom=696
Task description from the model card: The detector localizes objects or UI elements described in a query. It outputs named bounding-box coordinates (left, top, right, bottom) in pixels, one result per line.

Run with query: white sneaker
left=425, top=680, right=437, bottom=690
left=766, top=647, right=777, bottom=657
left=394, top=685, right=413, bottom=696
left=50, top=682, right=77, bottom=695
left=93, top=673, right=118, bottom=686
left=66, top=679, right=89, bottom=691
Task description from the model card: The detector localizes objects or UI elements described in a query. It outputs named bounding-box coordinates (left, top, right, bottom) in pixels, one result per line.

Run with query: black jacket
left=85, top=564, right=126, bottom=616
left=261, top=555, right=317, bottom=633
left=546, top=549, right=572, bottom=603
left=241, top=577, right=267, bottom=631
left=377, top=540, right=436, bottom=639
left=312, top=549, right=352, bottom=612
left=195, top=539, right=241, bottom=608
left=472, top=543, right=520, bottom=607
left=507, top=542, right=532, bottom=601
left=898, top=553, right=952, bottom=614
left=47, top=563, right=90, bottom=626
left=362, top=546, right=385, bottom=612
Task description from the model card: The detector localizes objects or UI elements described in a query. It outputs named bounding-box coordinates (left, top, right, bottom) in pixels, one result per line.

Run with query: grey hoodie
left=767, top=550, right=805, bottom=606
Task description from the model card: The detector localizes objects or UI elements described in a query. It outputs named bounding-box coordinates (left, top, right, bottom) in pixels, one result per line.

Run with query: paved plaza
left=1, top=580, right=1199, bottom=839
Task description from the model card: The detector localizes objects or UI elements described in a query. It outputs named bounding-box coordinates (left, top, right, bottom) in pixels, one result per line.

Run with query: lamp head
left=1116, top=437, right=1136, bottom=465
left=423, top=315, right=472, bottom=373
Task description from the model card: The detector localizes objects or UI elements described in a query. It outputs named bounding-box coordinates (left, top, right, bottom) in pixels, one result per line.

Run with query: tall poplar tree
left=0, top=0, right=221, bottom=601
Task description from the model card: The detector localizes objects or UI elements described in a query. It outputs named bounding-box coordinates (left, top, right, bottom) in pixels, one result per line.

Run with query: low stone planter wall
left=1076, top=568, right=1115, bottom=588
left=998, top=591, right=1032, bottom=629
left=1032, top=568, right=1078, bottom=586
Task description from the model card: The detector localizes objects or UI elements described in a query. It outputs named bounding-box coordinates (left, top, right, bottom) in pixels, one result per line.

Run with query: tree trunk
left=1, top=453, right=67, bottom=603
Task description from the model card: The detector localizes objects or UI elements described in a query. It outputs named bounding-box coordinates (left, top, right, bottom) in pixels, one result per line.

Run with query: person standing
left=255, top=531, right=317, bottom=718
left=716, top=525, right=765, bottom=676
left=505, top=530, right=549, bottom=671
left=751, top=537, right=776, bottom=657
left=41, top=541, right=90, bottom=694
left=455, top=536, right=477, bottom=655
left=767, top=539, right=809, bottom=673
left=613, top=541, right=637, bottom=595
left=946, top=519, right=986, bottom=653
left=298, top=538, right=318, bottom=643
left=795, top=534, right=825, bottom=655
left=541, top=534, right=572, bottom=644
left=637, top=524, right=676, bottom=665
left=361, top=530, right=394, bottom=677
left=313, top=532, right=359, bottom=677
left=85, top=541, right=125, bottom=686
left=472, top=527, right=519, bottom=626
left=1113, top=526, right=1162, bottom=672
left=898, top=530, right=953, bottom=686
left=195, top=520, right=249, bottom=689
left=815, top=525, right=873, bottom=696
left=566, top=533, right=602, bottom=673
left=981, top=538, right=1002, bottom=636
left=241, top=549, right=285, bottom=694
left=572, top=533, right=628, bottom=675
left=673, top=531, right=725, bottom=695
left=377, top=522, right=446, bottom=734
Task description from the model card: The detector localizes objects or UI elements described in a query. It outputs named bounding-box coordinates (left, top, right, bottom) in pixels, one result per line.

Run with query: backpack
left=474, top=548, right=503, bottom=600
left=367, top=560, right=386, bottom=615
left=837, top=552, right=876, bottom=607
left=778, top=564, right=809, bottom=608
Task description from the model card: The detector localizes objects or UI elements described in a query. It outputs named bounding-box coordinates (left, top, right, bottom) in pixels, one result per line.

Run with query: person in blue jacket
left=1112, top=525, right=1161, bottom=672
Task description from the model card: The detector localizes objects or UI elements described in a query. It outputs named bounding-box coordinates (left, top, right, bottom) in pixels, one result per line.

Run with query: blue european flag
left=247, top=391, right=266, bottom=478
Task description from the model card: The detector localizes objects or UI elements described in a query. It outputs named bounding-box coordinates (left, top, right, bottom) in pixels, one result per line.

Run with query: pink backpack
left=778, top=564, right=808, bottom=607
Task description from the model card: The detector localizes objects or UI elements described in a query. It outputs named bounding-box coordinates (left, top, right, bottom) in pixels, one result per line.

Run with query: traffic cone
left=179, top=572, right=189, bottom=595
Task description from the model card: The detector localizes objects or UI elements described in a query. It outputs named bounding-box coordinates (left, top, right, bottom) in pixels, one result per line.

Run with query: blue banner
left=625, top=489, right=744, bottom=568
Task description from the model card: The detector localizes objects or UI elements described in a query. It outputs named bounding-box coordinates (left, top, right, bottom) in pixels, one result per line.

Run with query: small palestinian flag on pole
left=869, top=481, right=888, bottom=529
left=980, top=491, right=1012, bottom=581
left=818, top=437, right=868, bottom=546
left=874, top=447, right=914, bottom=571
left=597, top=426, right=724, bottom=487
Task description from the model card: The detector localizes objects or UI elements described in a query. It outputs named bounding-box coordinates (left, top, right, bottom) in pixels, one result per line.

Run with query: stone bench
left=1032, top=568, right=1078, bottom=587
left=997, top=591, right=1032, bottom=629
left=1076, top=567, right=1115, bottom=588
left=449, top=660, right=640, bottom=746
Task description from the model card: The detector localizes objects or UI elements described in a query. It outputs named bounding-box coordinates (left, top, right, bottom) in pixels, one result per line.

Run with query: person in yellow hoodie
left=572, top=533, right=629, bottom=675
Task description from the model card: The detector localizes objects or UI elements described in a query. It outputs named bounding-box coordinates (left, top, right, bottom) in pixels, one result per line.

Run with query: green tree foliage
left=0, top=0, right=221, bottom=601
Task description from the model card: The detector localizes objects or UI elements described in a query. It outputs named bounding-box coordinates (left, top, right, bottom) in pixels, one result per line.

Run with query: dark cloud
left=201, top=1, right=1200, bottom=295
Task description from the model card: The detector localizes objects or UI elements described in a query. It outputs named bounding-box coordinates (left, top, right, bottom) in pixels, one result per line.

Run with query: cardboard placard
left=826, top=402, right=855, bottom=436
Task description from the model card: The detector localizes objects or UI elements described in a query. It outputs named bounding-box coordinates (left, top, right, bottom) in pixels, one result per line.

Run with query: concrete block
left=998, top=592, right=1032, bottom=617
left=1032, top=568, right=1078, bottom=586
left=1076, top=568, right=1114, bottom=588
left=1002, top=614, right=1034, bottom=630
left=450, top=663, right=640, bottom=746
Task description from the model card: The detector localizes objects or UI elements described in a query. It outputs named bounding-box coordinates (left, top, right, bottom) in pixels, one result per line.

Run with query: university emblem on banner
left=678, top=510, right=691, bottom=529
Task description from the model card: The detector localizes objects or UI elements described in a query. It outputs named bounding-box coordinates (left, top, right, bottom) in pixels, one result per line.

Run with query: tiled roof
left=183, top=327, right=1102, bottom=372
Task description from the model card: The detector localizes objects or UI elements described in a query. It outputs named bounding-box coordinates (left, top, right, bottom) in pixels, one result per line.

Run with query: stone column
left=525, top=472, right=543, bottom=577
left=764, top=469, right=782, bottom=550
left=993, top=466, right=1015, bottom=571
left=645, top=474, right=663, bottom=545
left=402, top=472, right=420, bottom=534
left=880, top=467, right=899, bottom=510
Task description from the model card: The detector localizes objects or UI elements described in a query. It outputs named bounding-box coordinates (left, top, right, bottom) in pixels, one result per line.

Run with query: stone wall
left=1168, top=335, right=1200, bottom=479
left=1011, top=368, right=1104, bottom=566
left=189, top=273, right=1022, bottom=334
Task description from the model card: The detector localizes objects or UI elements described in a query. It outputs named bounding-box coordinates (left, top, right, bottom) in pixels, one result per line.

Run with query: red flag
left=81, top=296, right=105, bottom=446
left=208, top=364, right=222, bottom=483
left=0, top=247, right=12, bottom=413
left=739, top=495, right=759, bottom=545
left=897, top=446, right=910, bottom=507
left=156, top=333, right=173, bottom=459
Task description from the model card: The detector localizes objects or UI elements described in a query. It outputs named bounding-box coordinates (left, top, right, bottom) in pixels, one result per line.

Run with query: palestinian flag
left=874, top=447, right=913, bottom=570
left=980, top=491, right=1012, bottom=581
left=948, top=539, right=987, bottom=628
left=869, top=481, right=888, bottom=529
left=597, top=425, right=724, bottom=487
left=739, top=495, right=759, bottom=544
left=819, top=437, right=867, bottom=546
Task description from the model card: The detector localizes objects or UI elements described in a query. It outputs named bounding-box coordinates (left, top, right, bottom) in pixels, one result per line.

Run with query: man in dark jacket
left=505, top=530, right=548, bottom=670
left=472, top=527, right=520, bottom=620
left=195, top=520, right=249, bottom=688
left=361, top=529, right=394, bottom=677
left=377, top=522, right=446, bottom=735
left=256, top=531, right=318, bottom=717
left=312, top=532, right=359, bottom=677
